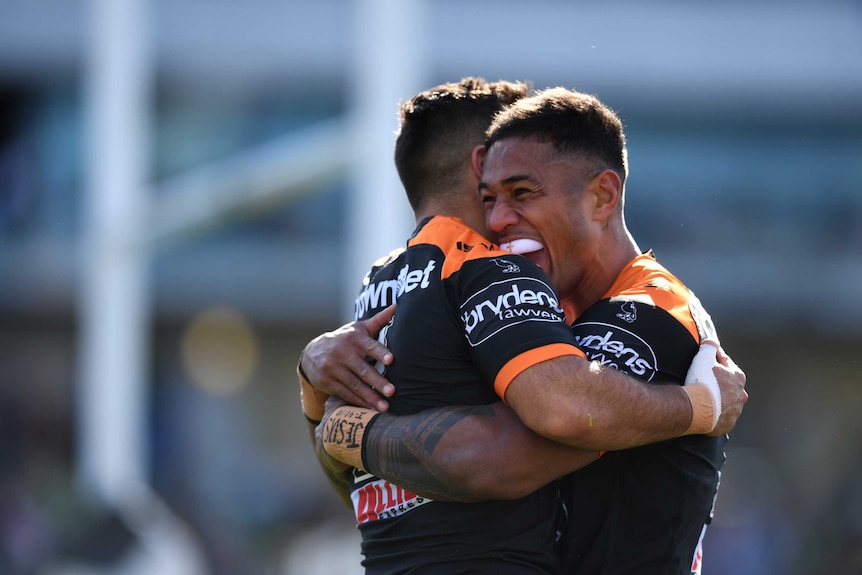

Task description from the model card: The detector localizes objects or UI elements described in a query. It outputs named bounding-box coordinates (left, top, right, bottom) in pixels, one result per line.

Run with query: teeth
left=503, top=238, right=544, bottom=255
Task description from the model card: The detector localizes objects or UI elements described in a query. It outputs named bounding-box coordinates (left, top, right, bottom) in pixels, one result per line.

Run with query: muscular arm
left=323, top=343, right=744, bottom=500
left=505, top=357, right=689, bottom=450
left=504, top=345, right=746, bottom=451
left=303, top=314, right=742, bottom=455
left=322, top=401, right=600, bottom=502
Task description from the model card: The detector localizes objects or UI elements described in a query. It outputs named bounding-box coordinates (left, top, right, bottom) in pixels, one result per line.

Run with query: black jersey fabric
left=559, top=252, right=726, bottom=575
left=351, top=216, right=584, bottom=575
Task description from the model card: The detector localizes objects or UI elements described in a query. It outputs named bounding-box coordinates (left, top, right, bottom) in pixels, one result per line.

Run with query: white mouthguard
left=502, top=238, right=544, bottom=255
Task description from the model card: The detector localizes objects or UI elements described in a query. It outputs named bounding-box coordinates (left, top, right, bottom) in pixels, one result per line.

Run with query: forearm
left=323, top=402, right=600, bottom=502
left=305, top=419, right=353, bottom=508
left=364, top=405, right=500, bottom=502
left=299, top=365, right=352, bottom=508
left=506, top=356, right=699, bottom=451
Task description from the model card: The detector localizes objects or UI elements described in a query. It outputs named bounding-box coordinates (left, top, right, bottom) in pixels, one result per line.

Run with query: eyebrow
left=478, top=174, right=534, bottom=191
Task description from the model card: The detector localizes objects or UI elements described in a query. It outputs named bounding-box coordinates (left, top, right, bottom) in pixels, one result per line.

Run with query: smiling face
left=479, top=137, right=601, bottom=301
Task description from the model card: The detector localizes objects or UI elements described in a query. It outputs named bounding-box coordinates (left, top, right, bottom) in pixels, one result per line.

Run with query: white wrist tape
left=684, top=339, right=721, bottom=432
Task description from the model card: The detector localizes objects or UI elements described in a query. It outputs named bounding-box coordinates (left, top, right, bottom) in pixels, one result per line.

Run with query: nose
left=487, top=199, right=519, bottom=233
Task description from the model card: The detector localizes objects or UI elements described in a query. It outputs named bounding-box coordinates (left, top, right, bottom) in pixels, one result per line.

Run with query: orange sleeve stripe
left=494, top=343, right=586, bottom=400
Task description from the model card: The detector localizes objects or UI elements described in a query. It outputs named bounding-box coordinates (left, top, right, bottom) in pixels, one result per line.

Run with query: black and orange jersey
left=352, top=215, right=583, bottom=575
left=559, top=252, right=727, bottom=575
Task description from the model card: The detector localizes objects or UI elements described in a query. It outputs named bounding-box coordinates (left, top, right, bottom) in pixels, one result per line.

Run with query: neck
left=413, top=203, right=443, bottom=226
left=414, top=196, right=474, bottom=227
left=561, top=226, right=640, bottom=321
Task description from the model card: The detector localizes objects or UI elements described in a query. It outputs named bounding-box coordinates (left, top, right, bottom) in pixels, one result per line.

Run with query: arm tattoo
left=364, top=404, right=497, bottom=501
left=321, top=408, right=367, bottom=448
left=321, top=405, right=379, bottom=470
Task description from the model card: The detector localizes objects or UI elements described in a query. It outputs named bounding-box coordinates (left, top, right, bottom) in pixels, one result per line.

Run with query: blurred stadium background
left=1, top=1, right=861, bottom=573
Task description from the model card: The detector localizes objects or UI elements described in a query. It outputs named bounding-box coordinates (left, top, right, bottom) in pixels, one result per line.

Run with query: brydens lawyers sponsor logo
left=572, top=321, right=658, bottom=380
left=351, top=477, right=431, bottom=524
left=461, top=278, right=565, bottom=347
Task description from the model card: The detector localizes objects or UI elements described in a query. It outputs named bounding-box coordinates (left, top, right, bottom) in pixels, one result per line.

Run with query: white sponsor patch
left=572, top=321, right=658, bottom=380
left=355, top=259, right=437, bottom=318
left=460, top=277, right=565, bottom=347
left=351, top=477, right=432, bottom=524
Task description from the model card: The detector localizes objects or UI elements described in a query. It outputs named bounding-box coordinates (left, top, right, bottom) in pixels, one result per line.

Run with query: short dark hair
left=394, top=77, right=531, bottom=211
left=485, top=87, right=628, bottom=185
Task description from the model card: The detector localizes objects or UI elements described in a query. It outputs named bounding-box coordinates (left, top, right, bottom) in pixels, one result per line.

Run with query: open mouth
left=501, top=238, right=545, bottom=267
left=502, top=238, right=544, bottom=256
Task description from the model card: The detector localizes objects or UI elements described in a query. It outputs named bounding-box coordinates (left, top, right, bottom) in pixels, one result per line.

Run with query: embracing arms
left=298, top=307, right=600, bottom=501
left=300, top=309, right=746, bottom=449
left=319, top=398, right=600, bottom=502
left=299, top=310, right=746, bottom=501
left=500, top=341, right=739, bottom=451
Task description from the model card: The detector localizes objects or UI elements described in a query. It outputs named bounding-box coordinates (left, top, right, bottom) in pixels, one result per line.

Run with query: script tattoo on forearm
left=363, top=404, right=496, bottom=502
left=321, top=407, right=368, bottom=448
left=320, top=405, right=379, bottom=472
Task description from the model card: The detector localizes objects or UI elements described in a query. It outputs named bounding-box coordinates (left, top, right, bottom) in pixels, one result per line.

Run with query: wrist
left=298, top=356, right=328, bottom=422
left=682, top=383, right=717, bottom=435
left=682, top=340, right=722, bottom=435
left=322, top=405, right=381, bottom=471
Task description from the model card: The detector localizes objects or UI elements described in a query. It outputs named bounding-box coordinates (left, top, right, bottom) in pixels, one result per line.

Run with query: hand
left=300, top=305, right=396, bottom=411
left=709, top=346, right=748, bottom=436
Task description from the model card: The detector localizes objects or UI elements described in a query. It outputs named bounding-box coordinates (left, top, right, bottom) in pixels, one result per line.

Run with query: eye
left=481, top=193, right=497, bottom=208
left=513, top=187, right=534, bottom=199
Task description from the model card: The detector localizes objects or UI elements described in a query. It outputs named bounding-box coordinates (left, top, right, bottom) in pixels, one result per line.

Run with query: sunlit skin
left=478, top=137, right=641, bottom=321
left=453, top=162, right=491, bottom=239
left=414, top=147, right=489, bottom=238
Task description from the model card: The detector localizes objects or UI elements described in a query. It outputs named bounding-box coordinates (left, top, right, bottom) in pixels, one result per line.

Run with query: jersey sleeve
left=571, top=296, right=700, bottom=385
left=453, top=254, right=584, bottom=398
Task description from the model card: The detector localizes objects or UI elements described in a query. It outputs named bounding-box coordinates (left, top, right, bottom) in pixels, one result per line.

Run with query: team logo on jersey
left=461, top=277, right=565, bottom=346
left=572, top=321, right=658, bottom=380
left=490, top=258, right=520, bottom=273
left=616, top=301, right=638, bottom=323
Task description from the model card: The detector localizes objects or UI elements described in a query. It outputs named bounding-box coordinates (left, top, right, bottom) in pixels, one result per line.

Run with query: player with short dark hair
left=300, top=83, right=747, bottom=574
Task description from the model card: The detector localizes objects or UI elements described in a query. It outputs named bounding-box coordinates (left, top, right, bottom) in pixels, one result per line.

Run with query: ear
left=592, top=169, right=622, bottom=219
left=470, top=145, right=486, bottom=179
